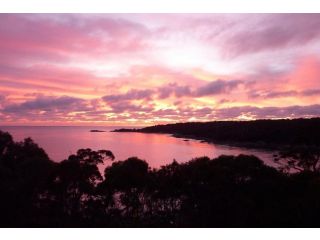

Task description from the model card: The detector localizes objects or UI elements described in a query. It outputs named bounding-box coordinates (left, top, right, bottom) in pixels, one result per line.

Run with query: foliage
left=115, top=118, right=320, bottom=146
left=274, top=146, right=320, bottom=172
left=1, top=130, right=320, bottom=227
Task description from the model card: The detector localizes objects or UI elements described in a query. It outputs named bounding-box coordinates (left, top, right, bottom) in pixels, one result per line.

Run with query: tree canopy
left=1, top=130, right=320, bottom=227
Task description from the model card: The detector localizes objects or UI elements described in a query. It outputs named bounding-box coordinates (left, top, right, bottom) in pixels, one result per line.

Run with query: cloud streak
left=102, top=79, right=243, bottom=103
left=218, top=14, right=320, bottom=57
left=249, top=89, right=320, bottom=99
left=195, top=80, right=243, bottom=97
left=2, top=93, right=320, bottom=124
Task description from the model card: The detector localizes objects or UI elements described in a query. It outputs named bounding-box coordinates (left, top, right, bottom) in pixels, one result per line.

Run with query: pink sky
left=0, top=14, right=320, bottom=126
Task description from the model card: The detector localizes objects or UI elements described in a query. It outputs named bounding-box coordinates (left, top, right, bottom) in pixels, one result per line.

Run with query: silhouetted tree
left=99, top=157, right=150, bottom=225
left=3, top=129, right=320, bottom=227
left=274, top=146, right=320, bottom=172
left=115, top=118, right=320, bottom=147
left=43, top=148, right=114, bottom=224
left=0, top=131, right=54, bottom=226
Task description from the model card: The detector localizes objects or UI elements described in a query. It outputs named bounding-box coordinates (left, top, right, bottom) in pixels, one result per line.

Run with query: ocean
left=0, top=126, right=276, bottom=168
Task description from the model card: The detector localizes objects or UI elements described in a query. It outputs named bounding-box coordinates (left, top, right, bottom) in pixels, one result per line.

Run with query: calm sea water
left=0, top=126, right=276, bottom=168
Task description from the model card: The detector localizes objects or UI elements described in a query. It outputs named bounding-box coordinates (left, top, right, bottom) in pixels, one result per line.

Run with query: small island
left=90, top=129, right=106, bottom=132
left=111, top=128, right=138, bottom=132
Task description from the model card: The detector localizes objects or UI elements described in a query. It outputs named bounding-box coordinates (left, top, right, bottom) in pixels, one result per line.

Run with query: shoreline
left=112, top=118, right=320, bottom=152
left=112, top=129, right=282, bottom=153
left=171, top=133, right=288, bottom=153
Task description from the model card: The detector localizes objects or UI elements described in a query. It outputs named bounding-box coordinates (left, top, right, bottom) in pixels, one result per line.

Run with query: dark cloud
left=102, top=80, right=241, bottom=105
left=3, top=95, right=90, bottom=113
left=102, top=89, right=154, bottom=102
left=2, top=93, right=320, bottom=123
left=213, top=105, right=320, bottom=119
left=195, top=80, right=242, bottom=97
left=302, top=89, right=320, bottom=96
left=157, top=83, right=192, bottom=99
left=249, top=89, right=320, bottom=99
left=148, top=104, right=320, bottom=121
left=102, top=83, right=193, bottom=103
left=252, top=90, right=298, bottom=99
left=152, top=108, right=179, bottom=117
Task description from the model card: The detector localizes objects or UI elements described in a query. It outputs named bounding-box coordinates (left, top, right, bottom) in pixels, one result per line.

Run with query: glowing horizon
left=1, top=13, right=320, bottom=126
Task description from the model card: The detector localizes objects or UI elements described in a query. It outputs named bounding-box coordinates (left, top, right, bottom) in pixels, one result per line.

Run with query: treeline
left=114, top=118, right=320, bottom=147
left=1, top=130, right=320, bottom=227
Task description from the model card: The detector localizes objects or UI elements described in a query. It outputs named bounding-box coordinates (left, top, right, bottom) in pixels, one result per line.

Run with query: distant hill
left=113, top=118, right=320, bottom=148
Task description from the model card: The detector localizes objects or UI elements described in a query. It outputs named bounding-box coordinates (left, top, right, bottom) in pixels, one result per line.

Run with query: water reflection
left=0, top=126, right=276, bottom=168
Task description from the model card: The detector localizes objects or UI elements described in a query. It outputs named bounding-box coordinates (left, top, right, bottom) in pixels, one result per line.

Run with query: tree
left=274, top=146, right=320, bottom=173
left=101, top=157, right=150, bottom=220
left=0, top=131, right=13, bottom=157
left=0, top=131, right=54, bottom=226
left=47, top=148, right=114, bottom=220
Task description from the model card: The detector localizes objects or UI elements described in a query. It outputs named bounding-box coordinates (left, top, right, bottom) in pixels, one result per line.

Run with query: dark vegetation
left=113, top=118, right=320, bottom=148
left=1, top=129, right=320, bottom=227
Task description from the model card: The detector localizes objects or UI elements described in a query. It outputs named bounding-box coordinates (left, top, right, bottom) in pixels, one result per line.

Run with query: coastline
left=112, top=129, right=282, bottom=153
left=112, top=118, right=320, bottom=152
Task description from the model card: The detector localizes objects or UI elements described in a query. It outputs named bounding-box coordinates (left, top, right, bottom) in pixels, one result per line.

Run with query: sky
left=0, top=13, right=320, bottom=126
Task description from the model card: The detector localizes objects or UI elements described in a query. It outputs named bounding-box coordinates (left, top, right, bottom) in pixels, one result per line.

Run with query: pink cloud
left=0, top=14, right=149, bottom=66
left=217, top=14, right=320, bottom=58
left=288, top=56, right=320, bottom=89
left=1, top=14, right=320, bottom=125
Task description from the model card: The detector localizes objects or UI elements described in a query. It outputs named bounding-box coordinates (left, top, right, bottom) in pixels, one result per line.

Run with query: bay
left=0, top=126, right=276, bottom=168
